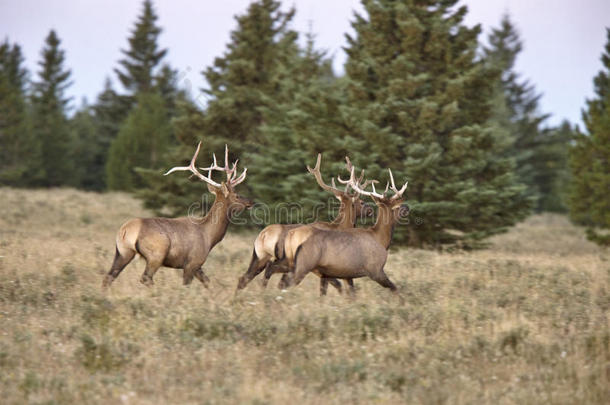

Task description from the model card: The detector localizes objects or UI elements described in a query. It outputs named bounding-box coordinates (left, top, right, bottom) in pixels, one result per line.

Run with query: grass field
left=0, top=187, right=609, bottom=404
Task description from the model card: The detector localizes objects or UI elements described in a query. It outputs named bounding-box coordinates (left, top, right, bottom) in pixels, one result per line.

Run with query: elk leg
left=140, top=259, right=162, bottom=287
left=193, top=267, right=210, bottom=288
left=345, top=279, right=356, bottom=295
left=182, top=262, right=202, bottom=286
left=276, top=271, right=291, bottom=290
left=237, top=249, right=269, bottom=290
left=320, top=277, right=342, bottom=296
left=290, top=262, right=313, bottom=287
left=267, top=262, right=290, bottom=288
left=265, top=258, right=291, bottom=288
left=102, top=247, right=136, bottom=288
left=289, top=244, right=319, bottom=288
left=371, top=270, right=397, bottom=292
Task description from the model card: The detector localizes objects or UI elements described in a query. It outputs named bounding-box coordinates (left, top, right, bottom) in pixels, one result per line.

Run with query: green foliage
left=484, top=14, right=570, bottom=212
left=138, top=0, right=301, bottom=214
left=0, top=40, right=35, bottom=186
left=30, top=30, right=74, bottom=187
left=76, top=334, right=135, bottom=372
left=135, top=103, right=208, bottom=216
left=114, top=0, right=167, bottom=97
left=104, top=0, right=184, bottom=193
left=68, top=100, right=103, bottom=190
left=245, top=34, right=350, bottom=223
left=336, top=0, right=530, bottom=247
left=569, top=29, right=610, bottom=246
left=200, top=0, right=298, bottom=156
left=106, top=91, right=172, bottom=190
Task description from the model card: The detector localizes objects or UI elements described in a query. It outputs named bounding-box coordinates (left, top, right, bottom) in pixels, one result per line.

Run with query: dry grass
left=0, top=187, right=609, bottom=404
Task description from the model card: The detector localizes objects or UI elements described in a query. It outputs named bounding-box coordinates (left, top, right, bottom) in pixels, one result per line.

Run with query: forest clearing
left=0, top=187, right=608, bottom=404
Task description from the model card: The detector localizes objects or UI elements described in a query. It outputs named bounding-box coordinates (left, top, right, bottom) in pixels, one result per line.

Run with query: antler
left=336, top=157, right=387, bottom=198
left=307, top=154, right=345, bottom=195
left=342, top=156, right=375, bottom=192
left=339, top=163, right=407, bottom=200
left=388, top=169, right=408, bottom=200
left=199, top=144, right=248, bottom=187
left=164, top=142, right=247, bottom=188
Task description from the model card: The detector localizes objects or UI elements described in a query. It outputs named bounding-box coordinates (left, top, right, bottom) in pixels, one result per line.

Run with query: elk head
left=307, top=154, right=374, bottom=222
left=165, top=142, right=254, bottom=217
left=339, top=165, right=409, bottom=224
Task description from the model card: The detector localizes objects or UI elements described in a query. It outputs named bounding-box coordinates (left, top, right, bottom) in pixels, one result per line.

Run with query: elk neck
left=199, top=193, right=232, bottom=246
left=371, top=203, right=395, bottom=249
left=330, top=197, right=356, bottom=229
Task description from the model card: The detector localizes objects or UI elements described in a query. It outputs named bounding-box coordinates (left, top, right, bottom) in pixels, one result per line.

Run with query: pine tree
left=0, top=40, right=34, bottom=185
left=341, top=0, right=530, bottom=247
left=136, top=99, right=209, bottom=215
left=201, top=0, right=299, bottom=157
left=137, top=0, right=300, bottom=214
left=30, top=30, right=74, bottom=187
left=246, top=33, right=362, bottom=224
left=115, top=0, right=167, bottom=99
left=569, top=28, right=610, bottom=246
left=484, top=15, right=568, bottom=212
left=106, top=0, right=185, bottom=192
left=87, top=78, right=128, bottom=189
left=106, top=91, right=171, bottom=190
left=69, top=99, right=108, bottom=190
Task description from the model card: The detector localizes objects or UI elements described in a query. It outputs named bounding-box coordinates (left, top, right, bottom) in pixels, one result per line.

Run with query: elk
left=102, top=142, right=253, bottom=288
left=235, top=154, right=374, bottom=295
left=283, top=166, right=409, bottom=295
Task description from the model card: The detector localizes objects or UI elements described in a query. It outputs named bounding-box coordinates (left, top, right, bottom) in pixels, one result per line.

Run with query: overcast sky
left=1, top=0, right=609, bottom=127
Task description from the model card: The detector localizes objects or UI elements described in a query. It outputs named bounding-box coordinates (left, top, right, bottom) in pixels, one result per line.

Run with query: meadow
left=0, top=187, right=608, bottom=404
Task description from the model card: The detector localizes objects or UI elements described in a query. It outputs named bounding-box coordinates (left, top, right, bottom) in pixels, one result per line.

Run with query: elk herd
left=103, top=142, right=409, bottom=298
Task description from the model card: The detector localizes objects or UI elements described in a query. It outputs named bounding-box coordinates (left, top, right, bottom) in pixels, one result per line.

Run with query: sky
left=1, top=0, right=609, bottom=127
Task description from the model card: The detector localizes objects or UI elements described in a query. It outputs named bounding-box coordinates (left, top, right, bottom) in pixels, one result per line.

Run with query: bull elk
left=102, top=142, right=253, bottom=288
left=284, top=165, right=409, bottom=295
left=235, top=154, right=374, bottom=295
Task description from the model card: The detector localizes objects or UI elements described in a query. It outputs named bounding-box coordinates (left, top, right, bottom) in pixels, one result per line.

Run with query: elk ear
left=207, top=183, right=218, bottom=194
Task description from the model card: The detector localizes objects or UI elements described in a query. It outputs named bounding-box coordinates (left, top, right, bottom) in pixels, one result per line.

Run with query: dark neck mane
left=329, top=198, right=356, bottom=229
left=372, top=204, right=395, bottom=249
left=197, top=193, right=231, bottom=247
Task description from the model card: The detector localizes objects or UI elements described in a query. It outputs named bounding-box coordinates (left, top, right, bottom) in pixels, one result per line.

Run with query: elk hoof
left=201, top=275, right=210, bottom=288
left=140, top=275, right=154, bottom=287
left=277, top=278, right=288, bottom=289
left=102, top=275, right=114, bottom=288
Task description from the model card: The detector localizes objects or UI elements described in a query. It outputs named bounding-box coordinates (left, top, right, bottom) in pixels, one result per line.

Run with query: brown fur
left=285, top=197, right=409, bottom=295
left=103, top=183, right=253, bottom=288
left=235, top=195, right=372, bottom=293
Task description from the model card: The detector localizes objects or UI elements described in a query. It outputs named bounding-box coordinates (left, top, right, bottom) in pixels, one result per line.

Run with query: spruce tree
left=0, top=40, right=34, bottom=186
left=484, top=15, right=568, bottom=212
left=136, top=100, right=209, bottom=215
left=342, top=0, right=530, bottom=247
left=246, top=34, right=363, bottom=224
left=88, top=78, right=127, bottom=189
left=137, top=0, right=300, bottom=214
left=569, top=28, right=610, bottom=246
left=115, top=0, right=167, bottom=99
left=31, top=30, right=74, bottom=187
left=201, top=0, right=298, bottom=157
left=69, top=99, right=107, bottom=190
left=106, top=91, right=171, bottom=190
left=106, top=0, right=185, bottom=192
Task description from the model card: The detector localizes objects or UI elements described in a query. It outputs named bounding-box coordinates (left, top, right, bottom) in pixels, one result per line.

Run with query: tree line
left=0, top=0, right=607, bottom=248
